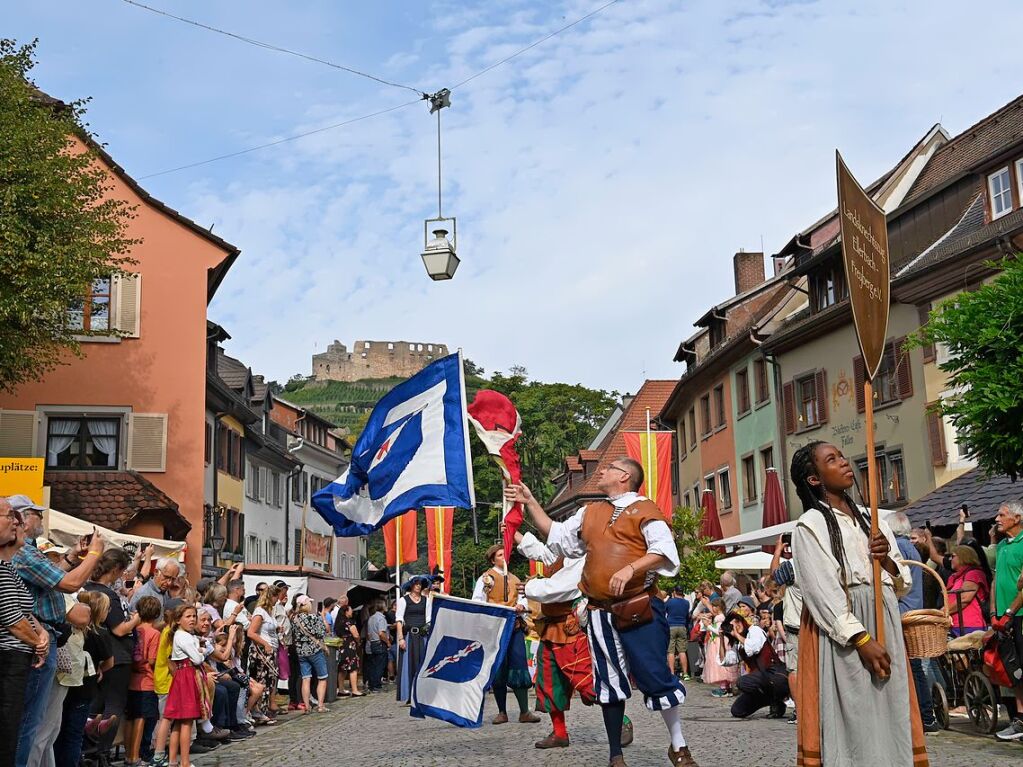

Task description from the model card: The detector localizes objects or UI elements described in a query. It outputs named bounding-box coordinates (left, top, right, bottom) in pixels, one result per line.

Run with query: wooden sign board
left=836, top=151, right=891, bottom=379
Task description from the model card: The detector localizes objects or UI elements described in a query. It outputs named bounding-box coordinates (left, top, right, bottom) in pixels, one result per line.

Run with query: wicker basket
left=901, top=559, right=951, bottom=659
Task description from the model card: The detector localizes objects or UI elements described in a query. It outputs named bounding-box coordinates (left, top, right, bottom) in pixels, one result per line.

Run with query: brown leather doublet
left=484, top=567, right=522, bottom=607
left=578, top=499, right=662, bottom=602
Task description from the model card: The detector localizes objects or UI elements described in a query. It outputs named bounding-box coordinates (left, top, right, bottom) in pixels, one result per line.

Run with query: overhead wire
left=120, top=0, right=427, bottom=97
left=134, top=0, right=624, bottom=179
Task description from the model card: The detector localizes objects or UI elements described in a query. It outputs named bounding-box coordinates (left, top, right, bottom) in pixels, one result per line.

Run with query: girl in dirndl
left=158, top=605, right=205, bottom=767
left=790, top=441, right=927, bottom=767
left=700, top=599, right=738, bottom=695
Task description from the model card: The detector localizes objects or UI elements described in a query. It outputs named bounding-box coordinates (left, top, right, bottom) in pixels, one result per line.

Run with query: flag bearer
left=506, top=457, right=698, bottom=767
left=471, top=545, right=540, bottom=725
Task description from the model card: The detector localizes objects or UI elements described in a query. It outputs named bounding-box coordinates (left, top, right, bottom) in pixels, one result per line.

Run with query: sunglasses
left=0, top=511, right=24, bottom=525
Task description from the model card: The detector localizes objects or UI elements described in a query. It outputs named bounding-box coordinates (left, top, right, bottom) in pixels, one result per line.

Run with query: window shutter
left=895, top=337, right=914, bottom=399
left=127, top=413, right=167, bottom=472
left=853, top=356, right=866, bottom=413
left=926, top=406, right=947, bottom=467
left=782, top=382, right=796, bottom=434
left=918, top=304, right=935, bottom=363
left=113, top=272, right=142, bottom=338
left=0, top=410, right=37, bottom=457
left=814, top=369, right=829, bottom=424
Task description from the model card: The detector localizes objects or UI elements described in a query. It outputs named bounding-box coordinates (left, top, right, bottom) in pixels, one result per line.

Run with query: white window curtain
left=88, top=420, right=118, bottom=467
left=47, top=419, right=80, bottom=465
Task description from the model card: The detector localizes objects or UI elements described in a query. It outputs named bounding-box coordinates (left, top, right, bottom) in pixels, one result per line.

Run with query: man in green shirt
left=992, top=501, right=1023, bottom=741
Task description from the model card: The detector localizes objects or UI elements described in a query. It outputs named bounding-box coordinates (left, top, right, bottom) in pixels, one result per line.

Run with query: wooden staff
left=863, top=379, right=885, bottom=649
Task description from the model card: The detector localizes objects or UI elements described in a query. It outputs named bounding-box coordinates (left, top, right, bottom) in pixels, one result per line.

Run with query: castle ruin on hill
left=312, top=340, right=449, bottom=382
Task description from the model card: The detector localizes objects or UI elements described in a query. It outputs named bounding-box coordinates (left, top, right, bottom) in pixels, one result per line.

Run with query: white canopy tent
left=43, top=507, right=186, bottom=560
left=714, top=550, right=775, bottom=572
left=708, top=508, right=897, bottom=549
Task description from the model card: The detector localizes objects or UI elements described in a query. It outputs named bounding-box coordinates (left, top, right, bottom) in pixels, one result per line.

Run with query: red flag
left=383, top=510, right=418, bottom=567
left=467, top=390, right=523, bottom=563
left=425, top=506, right=454, bottom=593
left=622, top=431, right=674, bottom=519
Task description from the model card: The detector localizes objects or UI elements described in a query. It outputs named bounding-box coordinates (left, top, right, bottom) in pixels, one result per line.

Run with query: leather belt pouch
left=610, top=593, right=653, bottom=631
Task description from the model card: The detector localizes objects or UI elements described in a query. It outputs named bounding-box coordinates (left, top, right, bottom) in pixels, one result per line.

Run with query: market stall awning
left=715, top=550, right=774, bottom=572
left=708, top=506, right=899, bottom=549
left=344, top=578, right=394, bottom=607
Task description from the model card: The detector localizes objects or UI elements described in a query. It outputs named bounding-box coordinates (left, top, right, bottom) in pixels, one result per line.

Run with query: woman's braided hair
left=789, top=441, right=871, bottom=585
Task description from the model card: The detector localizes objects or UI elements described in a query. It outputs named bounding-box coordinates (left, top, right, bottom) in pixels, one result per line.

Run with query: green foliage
left=0, top=39, right=138, bottom=392
left=911, top=257, right=1023, bottom=480
left=658, top=505, right=719, bottom=593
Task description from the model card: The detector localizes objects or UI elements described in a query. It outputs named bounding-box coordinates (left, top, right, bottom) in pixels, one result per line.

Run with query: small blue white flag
left=411, top=595, right=516, bottom=728
left=311, top=352, right=475, bottom=537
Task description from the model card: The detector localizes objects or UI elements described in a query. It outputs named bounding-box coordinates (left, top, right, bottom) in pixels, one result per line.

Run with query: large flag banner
left=383, top=510, right=418, bottom=567
left=312, top=353, right=475, bottom=537
left=467, top=390, right=523, bottom=562
left=623, top=430, right=674, bottom=519
left=529, top=560, right=545, bottom=577
left=411, top=595, right=516, bottom=728
left=425, top=506, right=454, bottom=593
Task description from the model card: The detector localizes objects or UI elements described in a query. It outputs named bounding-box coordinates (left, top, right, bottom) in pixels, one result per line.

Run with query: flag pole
left=395, top=513, right=402, bottom=598
left=645, top=407, right=653, bottom=497
left=863, top=379, right=886, bottom=653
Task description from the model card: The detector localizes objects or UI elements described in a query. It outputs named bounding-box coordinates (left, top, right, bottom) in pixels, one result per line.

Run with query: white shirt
left=170, top=631, right=205, bottom=664
left=223, top=597, right=250, bottom=629
left=743, top=624, right=769, bottom=656
left=792, top=504, right=910, bottom=646
left=545, top=492, right=680, bottom=577
left=394, top=594, right=431, bottom=624
left=517, top=533, right=585, bottom=605
left=253, top=606, right=279, bottom=649
left=471, top=565, right=528, bottom=607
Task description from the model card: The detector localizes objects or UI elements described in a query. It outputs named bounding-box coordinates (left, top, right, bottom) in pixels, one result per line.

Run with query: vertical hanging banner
left=384, top=509, right=418, bottom=567
left=425, top=506, right=454, bottom=593
left=837, top=150, right=892, bottom=649
left=528, top=560, right=545, bottom=578
left=622, top=431, right=674, bottom=519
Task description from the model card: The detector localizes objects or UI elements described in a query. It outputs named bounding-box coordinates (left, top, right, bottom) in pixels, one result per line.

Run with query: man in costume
left=506, top=457, right=698, bottom=767
left=472, top=545, right=541, bottom=724
left=513, top=528, right=634, bottom=750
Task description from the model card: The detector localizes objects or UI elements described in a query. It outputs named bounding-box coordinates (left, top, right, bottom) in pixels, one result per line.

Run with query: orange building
left=0, top=130, right=239, bottom=582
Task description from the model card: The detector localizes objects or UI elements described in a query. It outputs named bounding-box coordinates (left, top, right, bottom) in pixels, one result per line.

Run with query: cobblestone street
left=192, top=684, right=1023, bottom=767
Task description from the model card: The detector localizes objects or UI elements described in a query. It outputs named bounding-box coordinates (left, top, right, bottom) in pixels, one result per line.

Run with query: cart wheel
left=964, top=671, right=999, bottom=734
left=932, top=682, right=950, bottom=730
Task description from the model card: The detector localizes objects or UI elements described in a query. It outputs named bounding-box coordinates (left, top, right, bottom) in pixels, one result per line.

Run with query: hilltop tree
left=0, top=39, right=138, bottom=392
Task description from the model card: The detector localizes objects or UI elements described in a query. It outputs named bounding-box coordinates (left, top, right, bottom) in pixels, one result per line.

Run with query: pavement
left=191, top=683, right=1023, bottom=767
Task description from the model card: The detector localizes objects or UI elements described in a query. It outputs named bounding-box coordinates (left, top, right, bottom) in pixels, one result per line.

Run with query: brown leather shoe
left=609, top=756, right=627, bottom=767
left=492, top=712, right=509, bottom=724
left=621, top=718, right=634, bottom=747
left=534, top=732, right=570, bottom=748
left=519, top=711, right=541, bottom=723
left=668, top=745, right=699, bottom=766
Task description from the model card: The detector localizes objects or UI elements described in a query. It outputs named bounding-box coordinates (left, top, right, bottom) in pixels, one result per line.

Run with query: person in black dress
left=395, top=575, right=431, bottom=704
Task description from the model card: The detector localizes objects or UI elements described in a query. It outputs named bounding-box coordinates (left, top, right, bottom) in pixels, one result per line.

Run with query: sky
left=8, top=0, right=1023, bottom=396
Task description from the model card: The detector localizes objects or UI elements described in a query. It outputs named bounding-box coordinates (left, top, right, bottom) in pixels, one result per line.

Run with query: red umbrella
left=761, top=467, right=789, bottom=553
left=700, top=489, right=724, bottom=551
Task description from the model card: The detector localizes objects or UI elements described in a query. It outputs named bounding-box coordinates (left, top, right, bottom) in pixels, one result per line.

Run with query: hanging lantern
left=421, top=218, right=459, bottom=280
left=421, top=89, right=459, bottom=280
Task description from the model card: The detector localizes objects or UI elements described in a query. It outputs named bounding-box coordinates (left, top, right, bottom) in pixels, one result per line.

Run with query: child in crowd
left=155, top=604, right=204, bottom=767
left=150, top=599, right=182, bottom=765
left=700, top=598, right=738, bottom=697
left=125, top=595, right=163, bottom=767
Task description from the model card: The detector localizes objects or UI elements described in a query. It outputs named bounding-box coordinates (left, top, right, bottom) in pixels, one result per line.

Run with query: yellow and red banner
left=425, top=506, right=454, bottom=593
left=622, top=431, right=673, bottom=519
left=383, top=510, right=418, bottom=567
left=529, top=560, right=545, bottom=578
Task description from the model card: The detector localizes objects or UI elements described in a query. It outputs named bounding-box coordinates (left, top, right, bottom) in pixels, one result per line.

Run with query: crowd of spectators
left=0, top=494, right=389, bottom=767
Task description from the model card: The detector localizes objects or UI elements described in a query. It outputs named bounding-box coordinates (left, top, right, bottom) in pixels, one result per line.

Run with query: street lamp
left=421, top=220, right=459, bottom=280
left=210, top=531, right=226, bottom=560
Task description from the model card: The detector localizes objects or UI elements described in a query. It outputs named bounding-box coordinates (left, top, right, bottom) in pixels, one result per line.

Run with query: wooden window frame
left=741, top=453, right=757, bottom=505
left=735, top=367, right=751, bottom=417
left=989, top=166, right=1013, bottom=219
left=688, top=407, right=697, bottom=449
left=760, top=444, right=775, bottom=474
left=753, top=357, right=770, bottom=405
left=700, top=395, right=712, bottom=438
left=68, top=276, right=113, bottom=333
left=45, top=415, right=121, bottom=470
left=718, top=467, right=732, bottom=510
left=713, top=385, right=726, bottom=430
left=784, top=369, right=828, bottom=434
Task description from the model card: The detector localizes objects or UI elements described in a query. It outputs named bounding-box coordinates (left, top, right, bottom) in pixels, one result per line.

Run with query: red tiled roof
left=46, top=471, right=190, bottom=537
left=548, top=380, right=676, bottom=514
left=904, top=94, right=1023, bottom=206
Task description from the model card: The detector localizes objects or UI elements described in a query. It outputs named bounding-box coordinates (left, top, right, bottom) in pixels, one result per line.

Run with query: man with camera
left=505, top=457, right=698, bottom=767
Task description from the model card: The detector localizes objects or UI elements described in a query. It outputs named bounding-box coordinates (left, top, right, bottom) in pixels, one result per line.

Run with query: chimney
left=733, top=249, right=765, bottom=295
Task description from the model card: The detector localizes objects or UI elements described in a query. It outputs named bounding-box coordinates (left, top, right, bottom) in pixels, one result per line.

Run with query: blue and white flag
left=311, top=352, right=475, bottom=537
left=410, top=595, right=516, bottom=728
